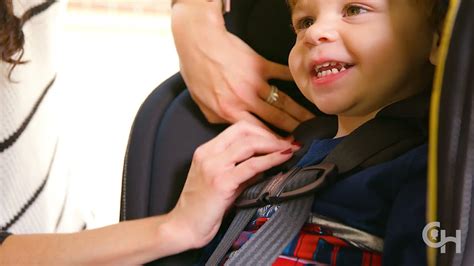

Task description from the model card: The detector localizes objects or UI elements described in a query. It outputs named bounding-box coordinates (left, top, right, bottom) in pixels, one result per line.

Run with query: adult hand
left=168, top=121, right=300, bottom=248
left=172, top=1, right=314, bottom=133
left=0, top=122, right=298, bottom=265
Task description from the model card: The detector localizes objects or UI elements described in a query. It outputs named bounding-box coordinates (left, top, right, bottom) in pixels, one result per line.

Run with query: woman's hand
left=171, top=1, right=314, bottom=133
left=168, top=122, right=300, bottom=248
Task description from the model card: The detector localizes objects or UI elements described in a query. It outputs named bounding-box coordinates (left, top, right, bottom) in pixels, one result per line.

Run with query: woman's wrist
left=171, top=0, right=228, bottom=64
left=171, top=0, right=225, bottom=30
left=172, top=0, right=230, bottom=13
left=152, top=213, right=193, bottom=255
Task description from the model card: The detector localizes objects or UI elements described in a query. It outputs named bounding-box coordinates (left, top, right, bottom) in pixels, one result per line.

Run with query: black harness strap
left=325, top=118, right=425, bottom=174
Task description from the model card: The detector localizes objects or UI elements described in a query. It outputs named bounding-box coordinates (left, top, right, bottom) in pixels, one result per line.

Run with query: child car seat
left=120, top=0, right=309, bottom=221
left=120, top=0, right=474, bottom=265
left=120, top=1, right=303, bottom=264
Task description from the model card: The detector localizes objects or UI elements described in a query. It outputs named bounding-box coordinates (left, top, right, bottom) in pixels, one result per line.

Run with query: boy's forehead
left=289, top=0, right=434, bottom=9
left=288, top=0, right=445, bottom=28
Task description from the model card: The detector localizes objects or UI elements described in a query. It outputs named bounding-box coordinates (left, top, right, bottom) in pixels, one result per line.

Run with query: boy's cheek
left=288, top=47, right=296, bottom=70
left=288, top=47, right=301, bottom=80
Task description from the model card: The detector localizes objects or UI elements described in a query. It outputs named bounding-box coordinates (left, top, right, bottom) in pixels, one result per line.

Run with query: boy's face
left=289, top=0, right=438, bottom=117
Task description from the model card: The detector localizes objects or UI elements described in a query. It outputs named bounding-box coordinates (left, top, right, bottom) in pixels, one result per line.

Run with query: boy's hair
left=422, top=0, right=450, bottom=30
left=286, top=0, right=449, bottom=30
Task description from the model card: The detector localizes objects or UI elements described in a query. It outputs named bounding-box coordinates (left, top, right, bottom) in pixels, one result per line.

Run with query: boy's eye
left=343, top=5, right=368, bottom=17
left=294, top=17, right=315, bottom=31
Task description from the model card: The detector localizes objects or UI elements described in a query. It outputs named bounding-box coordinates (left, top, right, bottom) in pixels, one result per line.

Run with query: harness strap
left=225, top=196, right=313, bottom=266
left=206, top=166, right=335, bottom=265
left=225, top=195, right=314, bottom=266
left=205, top=178, right=270, bottom=265
left=325, top=118, right=425, bottom=173
left=233, top=118, right=425, bottom=209
left=206, top=208, right=255, bottom=266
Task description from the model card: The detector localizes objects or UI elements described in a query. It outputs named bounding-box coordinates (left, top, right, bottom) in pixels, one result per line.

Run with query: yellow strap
left=427, top=0, right=461, bottom=265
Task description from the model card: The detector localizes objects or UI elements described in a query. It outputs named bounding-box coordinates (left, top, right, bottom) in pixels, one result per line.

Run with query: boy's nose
left=305, top=22, right=339, bottom=46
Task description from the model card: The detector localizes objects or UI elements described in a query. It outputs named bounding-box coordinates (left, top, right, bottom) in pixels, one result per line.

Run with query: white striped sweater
left=0, top=0, right=82, bottom=234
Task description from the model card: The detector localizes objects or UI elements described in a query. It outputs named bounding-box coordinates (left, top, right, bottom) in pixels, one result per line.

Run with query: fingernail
left=280, top=148, right=293, bottom=155
left=291, top=141, right=303, bottom=147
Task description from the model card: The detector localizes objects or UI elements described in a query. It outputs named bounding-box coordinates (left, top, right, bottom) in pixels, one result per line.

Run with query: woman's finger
left=231, top=111, right=273, bottom=133
left=230, top=149, right=295, bottom=184
left=258, top=85, right=315, bottom=122
left=219, top=134, right=293, bottom=166
left=264, top=60, right=294, bottom=81
left=202, top=119, right=284, bottom=154
left=251, top=96, right=301, bottom=132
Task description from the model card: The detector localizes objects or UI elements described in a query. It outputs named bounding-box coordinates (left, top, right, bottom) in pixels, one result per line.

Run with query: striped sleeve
left=0, top=231, right=12, bottom=245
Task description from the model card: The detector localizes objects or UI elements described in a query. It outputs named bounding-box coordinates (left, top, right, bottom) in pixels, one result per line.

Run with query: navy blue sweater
left=299, top=138, right=427, bottom=266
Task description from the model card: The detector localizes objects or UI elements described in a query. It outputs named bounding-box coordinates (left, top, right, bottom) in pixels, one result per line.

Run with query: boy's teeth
left=314, top=62, right=351, bottom=79
left=316, top=68, right=345, bottom=78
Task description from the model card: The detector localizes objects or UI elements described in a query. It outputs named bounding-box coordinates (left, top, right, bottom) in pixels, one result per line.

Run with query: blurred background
left=60, top=0, right=178, bottom=228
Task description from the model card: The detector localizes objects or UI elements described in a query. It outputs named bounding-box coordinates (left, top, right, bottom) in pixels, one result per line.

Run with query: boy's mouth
left=313, top=62, right=354, bottom=79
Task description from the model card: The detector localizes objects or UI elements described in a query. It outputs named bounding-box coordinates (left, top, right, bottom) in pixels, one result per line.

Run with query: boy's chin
left=315, top=104, right=367, bottom=118
left=313, top=102, right=345, bottom=116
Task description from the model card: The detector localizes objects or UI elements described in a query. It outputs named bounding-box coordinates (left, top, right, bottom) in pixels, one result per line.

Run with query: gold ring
left=266, top=85, right=280, bottom=105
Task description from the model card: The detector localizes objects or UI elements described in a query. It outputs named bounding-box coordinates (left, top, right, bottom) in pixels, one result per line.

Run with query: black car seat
left=120, top=1, right=308, bottom=264
left=120, top=0, right=316, bottom=223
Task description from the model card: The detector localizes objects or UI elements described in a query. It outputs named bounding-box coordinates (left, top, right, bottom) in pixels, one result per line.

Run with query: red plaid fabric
left=228, top=216, right=382, bottom=266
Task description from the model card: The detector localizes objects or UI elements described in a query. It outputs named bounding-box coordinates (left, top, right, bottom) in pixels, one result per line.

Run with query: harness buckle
left=235, top=163, right=337, bottom=209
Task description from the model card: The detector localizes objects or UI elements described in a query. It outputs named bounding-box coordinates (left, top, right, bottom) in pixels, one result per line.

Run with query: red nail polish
left=281, top=148, right=293, bottom=155
left=291, top=141, right=303, bottom=147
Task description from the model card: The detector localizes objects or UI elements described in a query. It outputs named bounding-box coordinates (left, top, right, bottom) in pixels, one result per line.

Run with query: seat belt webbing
left=206, top=208, right=255, bottom=266
left=225, top=196, right=313, bottom=266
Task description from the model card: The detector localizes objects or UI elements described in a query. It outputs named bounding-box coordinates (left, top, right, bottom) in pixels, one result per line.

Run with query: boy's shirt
left=201, top=138, right=428, bottom=266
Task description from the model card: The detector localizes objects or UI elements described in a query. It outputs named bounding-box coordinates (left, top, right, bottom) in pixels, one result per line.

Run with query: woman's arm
left=0, top=122, right=299, bottom=265
left=0, top=216, right=188, bottom=265
left=171, top=0, right=314, bottom=133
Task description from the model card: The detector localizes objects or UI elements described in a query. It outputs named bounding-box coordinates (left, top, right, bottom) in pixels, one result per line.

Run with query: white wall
left=59, top=4, right=179, bottom=228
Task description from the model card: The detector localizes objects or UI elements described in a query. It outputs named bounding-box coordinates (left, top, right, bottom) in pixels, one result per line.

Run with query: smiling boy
left=197, top=0, right=447, bottom=265
left=200, top=0, right=448, bottom=265
left=285, top=2, right=444, bottom=265
left=289, top=0, right=441, bottom=138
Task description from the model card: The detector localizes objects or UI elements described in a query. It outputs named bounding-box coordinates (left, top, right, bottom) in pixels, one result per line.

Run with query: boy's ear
left=429, top=32, right=441, bottom=65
